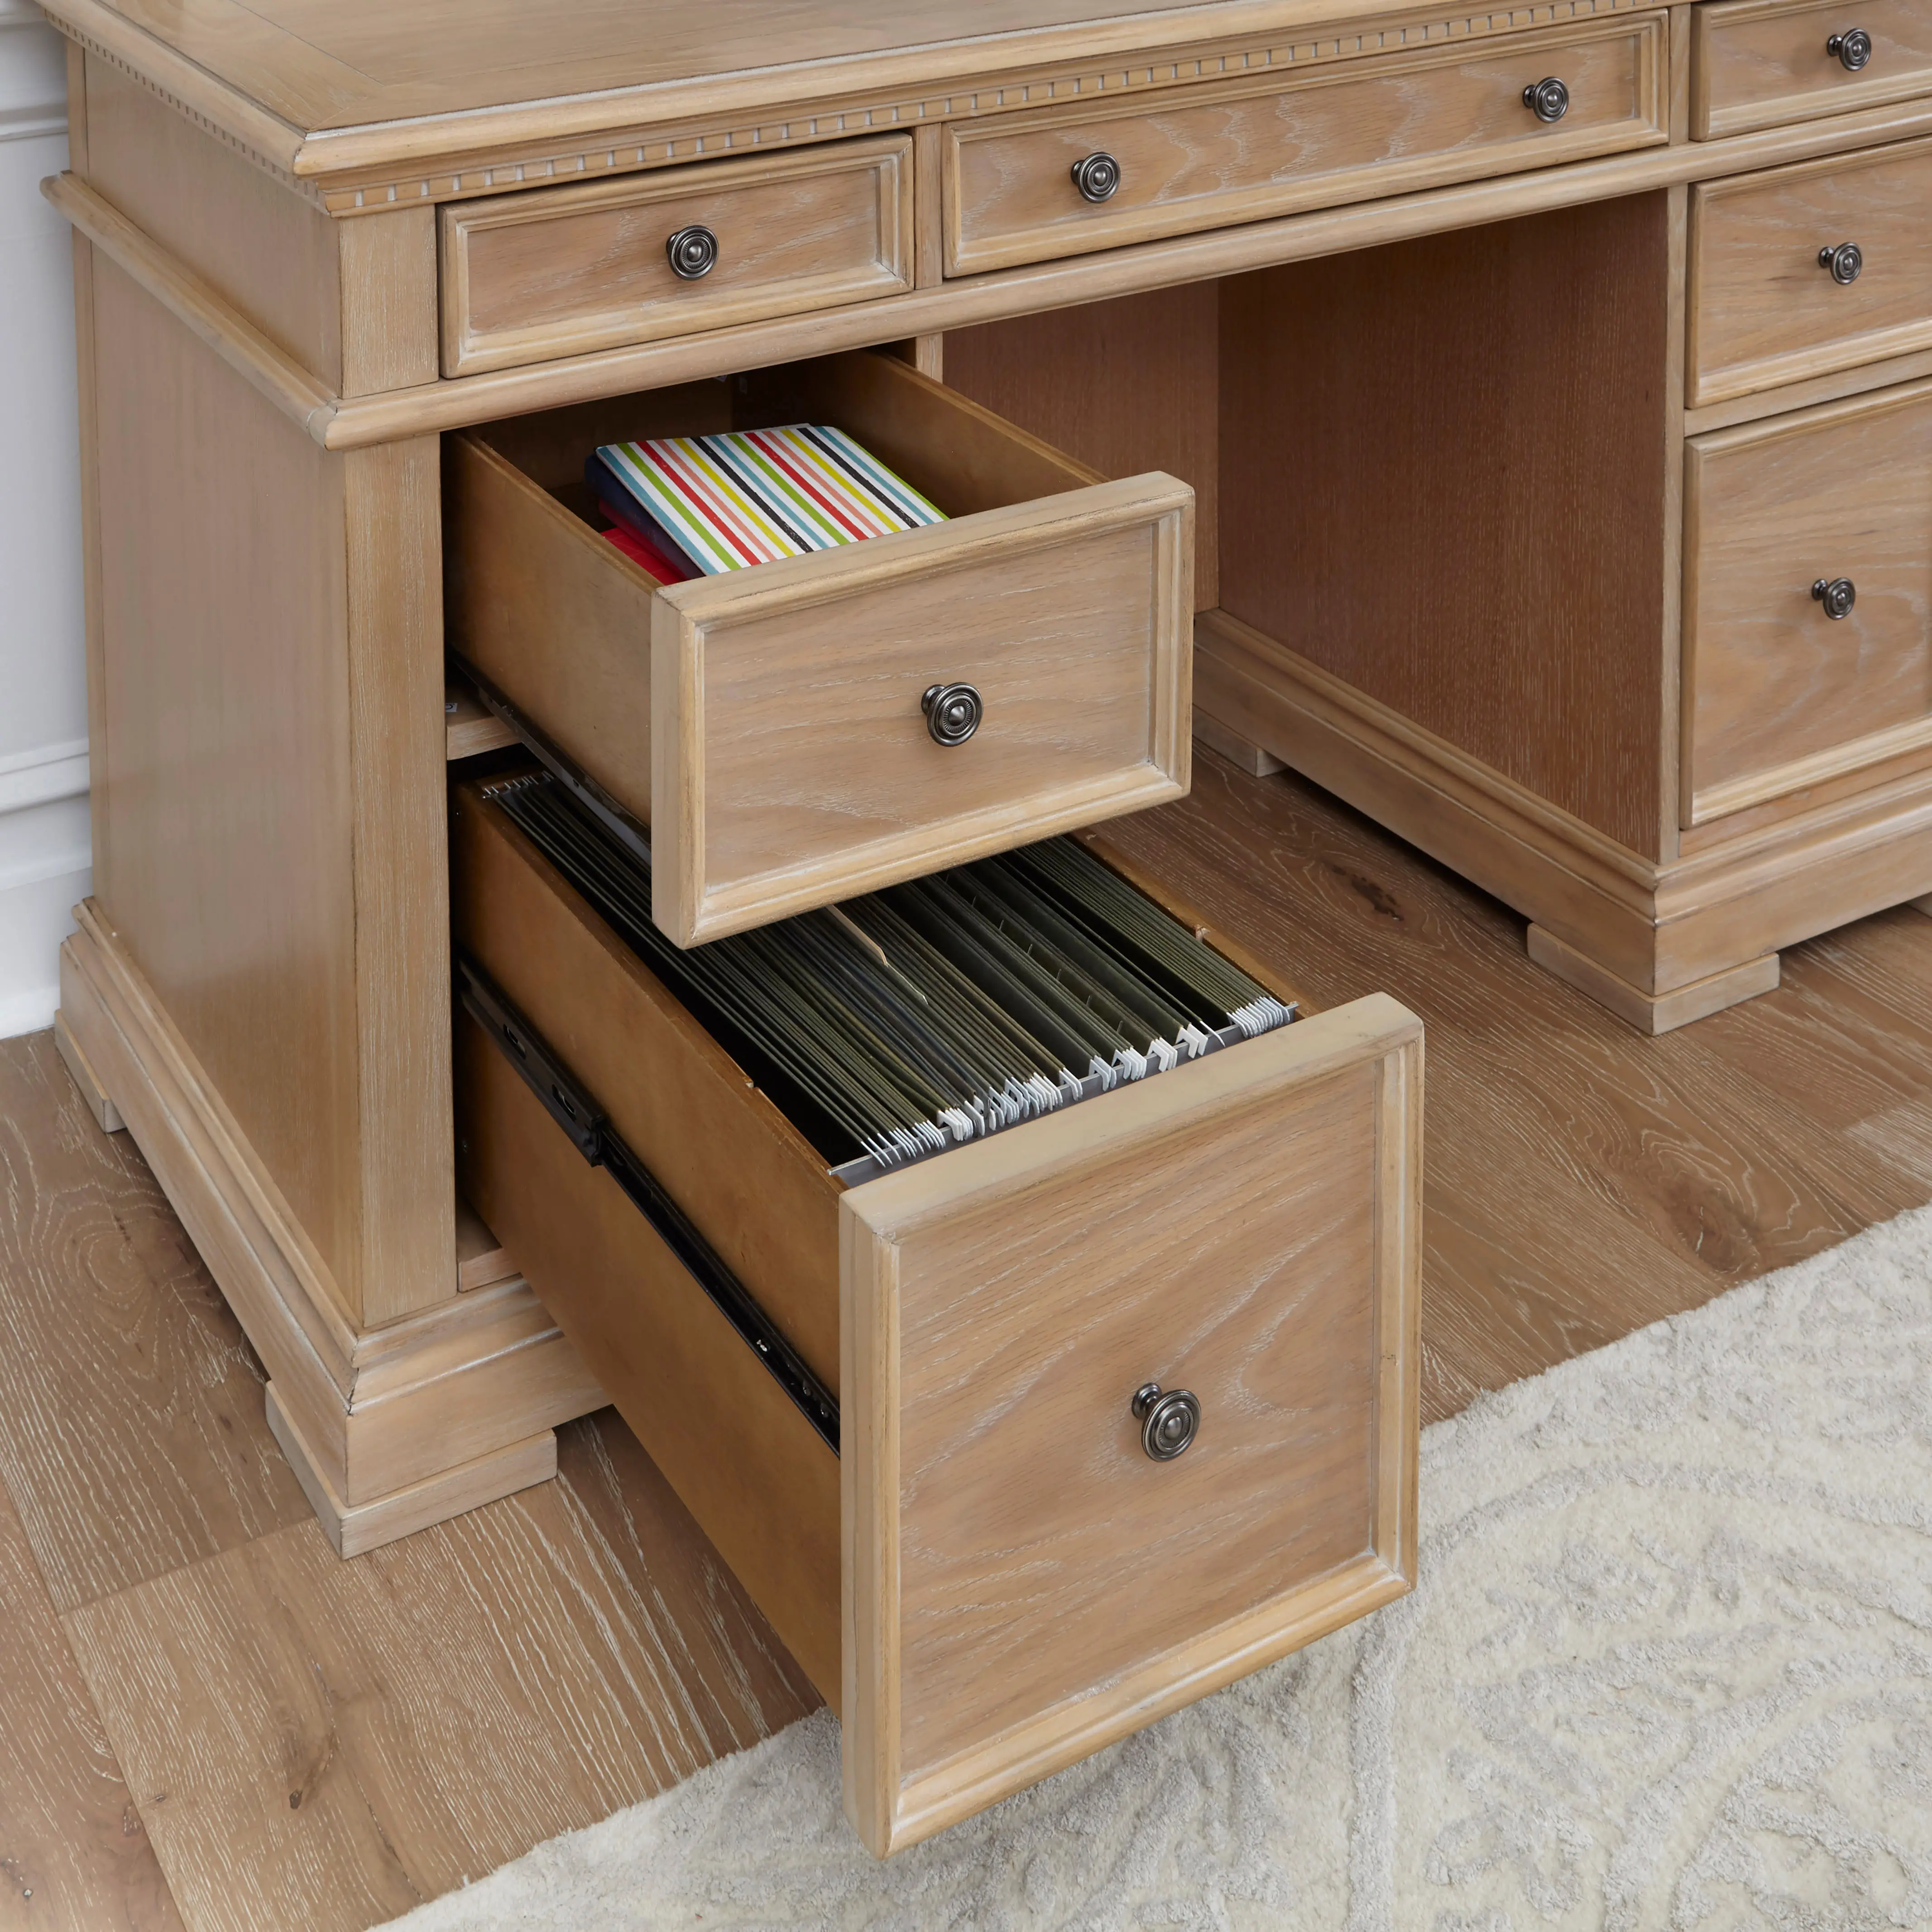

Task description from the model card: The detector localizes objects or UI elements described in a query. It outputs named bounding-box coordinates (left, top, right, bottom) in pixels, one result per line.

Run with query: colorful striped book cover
left=594, top=424, right=947, bottom=576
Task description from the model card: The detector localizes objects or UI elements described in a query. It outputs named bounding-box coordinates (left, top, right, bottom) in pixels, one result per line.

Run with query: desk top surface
left=40, top=0, right=1476, bottom=164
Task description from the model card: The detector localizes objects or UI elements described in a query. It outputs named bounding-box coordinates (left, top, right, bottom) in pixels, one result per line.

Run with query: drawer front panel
left=1693, top=0, right=1932, bottom=138
left=944, top=16, right=1666, bottom=276
left=1690, top=138, right=1932, bottom=405
left=844, top=995, right=1422, bottom=1855
left=1685, top=378, right=1932, bottom=824
left=441, top=138, right=913, bottom=376
left=657, top=482, right=1191, bottom=944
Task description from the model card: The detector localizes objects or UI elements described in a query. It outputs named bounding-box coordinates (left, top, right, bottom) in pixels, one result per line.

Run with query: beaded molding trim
left=61, top=0, right=1648, bottom=216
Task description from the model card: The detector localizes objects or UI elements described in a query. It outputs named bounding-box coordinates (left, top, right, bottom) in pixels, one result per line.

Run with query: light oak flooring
left=6, top=751, right=1932, bottom=1930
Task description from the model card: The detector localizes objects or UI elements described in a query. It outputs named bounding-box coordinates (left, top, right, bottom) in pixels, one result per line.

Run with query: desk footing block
left=1194, top=704, right=1286, bottom=778
left=54, top=1007, right=125, bottom=1134
left=266, top=1382, right=556, bottom=1557
left=1528, top=925, right=1779, bottom=1034
left=56, top=902, right=608, bottom=1558
left=1908, top=894, right=1932, bottom=919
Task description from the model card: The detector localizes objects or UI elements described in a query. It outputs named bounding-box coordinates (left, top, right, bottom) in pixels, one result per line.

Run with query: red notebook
left=602, top=521, right=693, bottom=587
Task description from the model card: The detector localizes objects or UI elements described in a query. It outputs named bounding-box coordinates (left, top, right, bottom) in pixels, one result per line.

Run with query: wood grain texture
left=1103, top=754, right=1932, bottom=1421
left=942, top=281, right=1222, bottom=609
left=655, top=473, right=1192, bottom=944
left=343, top=433, right=455, bottom=1326
left=63, top=1481, right=814, bottom=1932
left=1527, top=921, right=1780, bottom=1030
left=1684, top=376, right=1932, bottom=824
left=0, top=1031, right=311, bottom=1621
left=841, top=997, right=1420, bottom=1855
left=1218, top=192, right=1672, bottom=859
left=54, top=1006, right=125, bottom=1136
left=1691, top=0, right=1932, bottom=137
left=442, top=137, right=914, bottom=375
left=34, top=0, right=1664, bottom=166
left=451, top=781, right=844, bottom=1388
left=455, top=1011, right=844, bottom=1705
left=336, top=206, right=438, bottom=395
left=80, top=53, right=343, bottom=386
left=1688, top=136, right=1932, bottom=407
left=945, top=14, right=1667, bottom=274
left=0, top=1474, right=184, bottom=1932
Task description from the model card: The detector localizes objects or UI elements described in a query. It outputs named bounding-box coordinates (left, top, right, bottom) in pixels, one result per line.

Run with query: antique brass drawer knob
left=1523, top=77, right=1570, bottom=122
left=1131, top=1382, right=1201, bottom=1461
left=1818, top=241, right=1864, bottom=284
left=1812, top=576, right=1857, bottom=619
left=921, top=682, right=983, bottom=746
left=665, top=225, right=719, bottom=280
left=1070, top=152, right=1122, bottom=203
left=1826, top=27, right=1873, bottom=68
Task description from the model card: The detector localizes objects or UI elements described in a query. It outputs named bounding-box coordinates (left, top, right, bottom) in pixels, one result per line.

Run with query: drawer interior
left=450, top=762, right=1421, bottom=1854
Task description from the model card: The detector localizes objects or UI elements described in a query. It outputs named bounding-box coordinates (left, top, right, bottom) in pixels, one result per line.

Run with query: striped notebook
left=594, top=425, right=946, bottom=577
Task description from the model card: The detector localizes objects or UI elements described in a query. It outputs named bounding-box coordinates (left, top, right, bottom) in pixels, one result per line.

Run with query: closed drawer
left=1684, top=376, right=1932, bottom=823
left=449, top=774, right=1423, bottom=1856
left=1689, top=138, right=1932, bottom=405
left=1692, top=0, right=1932, bottom=138
left=943, top=15, right=1667, bottom=275
left=440, top=138, right=913, bottom=377
left=446, top=350, right=1194, bottom=946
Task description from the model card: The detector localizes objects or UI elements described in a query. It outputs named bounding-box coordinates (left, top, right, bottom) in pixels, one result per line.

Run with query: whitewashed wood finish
left=1683, top=377, right=1932, bottom=825
left=1692, top=0, right=1932, bottom=137
left=841, top=996, right=1423, bottom=1857
left=57, top=911, right=605, bottom=1534
left=0, top=1472, right=184, bottom=1932
left=1688, top=136, right=1932, bottom=405
left=1526, top=922, right=1780, bottom=1030
left=54, top=1007, right=125, bottom=1134
left=441, top=137, right=915, bottom=376
left=63, top=1485, right=814, bottom=1932
left=944, top=14, right=1667, bottom=273
left=0, top=1027, right=310, bottom=1616
left=654, top=472, right=1194, bottom=944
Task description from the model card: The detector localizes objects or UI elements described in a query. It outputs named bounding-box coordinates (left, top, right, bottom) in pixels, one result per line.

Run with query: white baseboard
left=0, top=738, right=90, bottom=1040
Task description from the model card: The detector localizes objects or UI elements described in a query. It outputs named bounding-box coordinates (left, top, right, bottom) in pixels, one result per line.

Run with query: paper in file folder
left=485, top=771, right=1297, bottom=1183
left=591, top=425, right=947, bottom=577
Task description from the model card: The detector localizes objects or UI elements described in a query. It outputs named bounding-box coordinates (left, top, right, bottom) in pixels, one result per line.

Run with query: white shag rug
left=392, top=1204, right=1932, bottom=1931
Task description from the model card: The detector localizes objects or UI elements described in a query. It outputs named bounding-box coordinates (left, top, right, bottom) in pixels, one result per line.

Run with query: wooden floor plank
left=0, top=1034, right=311, bottom=1616
left=1102, top=757, right=1932, bottom=1418
left=0, top=1472, right=184, bottom=1931
left=62, top=1426, right=816, bottom=1932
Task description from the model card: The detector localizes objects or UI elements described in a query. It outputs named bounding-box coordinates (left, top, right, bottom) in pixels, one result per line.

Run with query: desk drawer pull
left=1069, top=152, right=1122, bottom=203
left=665, top=225, right=719, bottom=279
left=1826, top=27, right=1874, bottom=69
left=1812, top=576, right=1857, bottom=619
left=921, top=681, right=983, bottom=746
left=1523, top=76, right=1570, bottom=121
left=1817, top=241, right=1864, bottom=284
left=1132, top=1382, right=1201, bottom=1462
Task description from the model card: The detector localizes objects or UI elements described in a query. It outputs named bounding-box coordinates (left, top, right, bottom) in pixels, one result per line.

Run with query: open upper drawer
left=445, top=350, right=1194, bottom=946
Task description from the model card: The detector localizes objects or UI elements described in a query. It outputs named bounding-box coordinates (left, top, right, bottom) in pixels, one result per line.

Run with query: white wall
left=0, top=0, right=84, bottom=1039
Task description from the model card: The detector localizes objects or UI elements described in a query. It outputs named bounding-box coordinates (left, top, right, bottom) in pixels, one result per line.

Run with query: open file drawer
left=446, top=350, right=1194, bottom=947
left=450, top=772, right=1422, bottom=1857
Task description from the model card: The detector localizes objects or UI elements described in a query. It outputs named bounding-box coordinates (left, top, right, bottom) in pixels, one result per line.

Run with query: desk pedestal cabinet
left=36, top=0, right=1932, bottom=1853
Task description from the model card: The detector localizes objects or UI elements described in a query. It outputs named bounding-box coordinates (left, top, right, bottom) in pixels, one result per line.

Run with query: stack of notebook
left=485, top=772, right=1296, bottom=1180
left=587, top=426, right=947, bottom=585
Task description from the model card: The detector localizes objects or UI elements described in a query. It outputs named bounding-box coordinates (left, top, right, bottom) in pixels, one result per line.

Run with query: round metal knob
left=1812, top=576, right=1857, bottom=619
left=1819, top=240, right=1864, bottom=284
left=1827, top=27, right=1873, bottom=67
left=1523, top=76, right=1570, bottom=121
left=1131, top=1382, right=1201, bottom=1462
left=665, top=225, right=719, bottom=280
left=921, top=682, right=983, bottom=746
left=1070, top=152, right=1122, bottom=202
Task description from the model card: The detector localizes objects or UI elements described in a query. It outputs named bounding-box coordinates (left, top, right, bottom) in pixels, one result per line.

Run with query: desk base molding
left=1196, top=609, right=1932, bottom=1027
left=56, top=903, right=605, bottom=1554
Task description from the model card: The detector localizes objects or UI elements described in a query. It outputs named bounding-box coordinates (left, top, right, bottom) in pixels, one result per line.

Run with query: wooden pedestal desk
left=35, top=0, right=1932, bottom=1854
